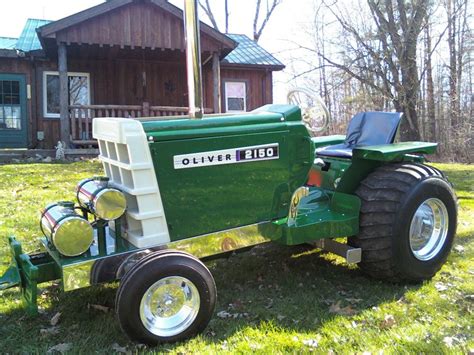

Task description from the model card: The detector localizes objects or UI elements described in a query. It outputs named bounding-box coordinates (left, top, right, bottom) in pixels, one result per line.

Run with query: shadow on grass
left=0, top=242, right=422, bottom=352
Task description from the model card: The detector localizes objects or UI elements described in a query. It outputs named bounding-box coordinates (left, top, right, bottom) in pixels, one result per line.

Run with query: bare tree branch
left=253, top=0, right=282, bottom=42
left=224, top=0, right=229, bottom=33
left=198, top=0, right=220, bottom=31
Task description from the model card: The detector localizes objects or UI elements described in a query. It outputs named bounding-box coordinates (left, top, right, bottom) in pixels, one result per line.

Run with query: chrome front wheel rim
left=409, top=198, right=449, bottom=261
left=140, top=276, right=200, bottom=337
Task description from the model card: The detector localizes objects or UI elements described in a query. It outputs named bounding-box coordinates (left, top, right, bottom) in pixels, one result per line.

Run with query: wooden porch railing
left=69, top=103, right=212, bottom=145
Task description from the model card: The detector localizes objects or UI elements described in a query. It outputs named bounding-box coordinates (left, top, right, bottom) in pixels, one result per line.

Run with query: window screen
left=225, top=82, right=246, bottom=112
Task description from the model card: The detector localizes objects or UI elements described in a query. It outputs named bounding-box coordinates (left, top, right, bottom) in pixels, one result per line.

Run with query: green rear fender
left=307, top=141, right=438, bottom=194
left=352, top=142, right=437, bottom=161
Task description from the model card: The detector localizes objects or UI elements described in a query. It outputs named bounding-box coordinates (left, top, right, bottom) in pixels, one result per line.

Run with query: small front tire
left=115, top=250, right=216, bottom=345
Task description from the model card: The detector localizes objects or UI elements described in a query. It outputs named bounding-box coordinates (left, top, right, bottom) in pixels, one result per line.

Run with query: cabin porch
left=69, top=103, right=213, bottom=145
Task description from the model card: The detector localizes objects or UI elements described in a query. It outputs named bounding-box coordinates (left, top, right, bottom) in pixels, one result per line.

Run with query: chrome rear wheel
left=409, top=198, right=449, bottom=261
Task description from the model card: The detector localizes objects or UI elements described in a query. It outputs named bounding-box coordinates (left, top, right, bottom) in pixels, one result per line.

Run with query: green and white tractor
left=0, top=0, right=457, bottom=346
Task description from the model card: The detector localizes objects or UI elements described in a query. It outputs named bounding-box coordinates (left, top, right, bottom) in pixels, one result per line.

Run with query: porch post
left=212, top=52, right=221, bottom=113
left=58, top=42, right=70, bottom=145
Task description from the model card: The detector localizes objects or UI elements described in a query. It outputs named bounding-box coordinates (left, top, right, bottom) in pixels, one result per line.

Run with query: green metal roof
left=0, top=37, right=17, bottom=50
left=15, top=19, right=52, bottom=52
left=222, top=34, right=284, bottom=69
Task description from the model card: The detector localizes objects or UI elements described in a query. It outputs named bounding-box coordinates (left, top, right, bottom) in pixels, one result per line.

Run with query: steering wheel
left=287, top=88, right=330, bottom=135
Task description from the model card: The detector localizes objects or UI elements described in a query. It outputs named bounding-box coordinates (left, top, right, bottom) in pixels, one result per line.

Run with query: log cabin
left=0, top=0, right=284, bottom=148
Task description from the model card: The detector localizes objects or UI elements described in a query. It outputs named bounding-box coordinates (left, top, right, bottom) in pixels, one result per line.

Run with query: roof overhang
left=220, top=62, right=285, bottom=71
left=0, top=49, right=20, bottom=58
left=38, top=0, right=236, bottom=54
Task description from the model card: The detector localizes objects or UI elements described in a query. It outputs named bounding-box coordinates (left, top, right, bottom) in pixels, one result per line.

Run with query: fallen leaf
left=47, top=343, right=72, bottom=354
left=50, top=312, right=61, bottom=326
left=397, top=296, right=408, bottom=304
left=228, top=300, right=244, bottom=310
left=221, top=340, right=228, bottom=350
left=206, top=329, right=216, bottom=337
left=435, top=282, right=449, bottom=292
left=249, top=343, right=262, bottom=350
left=217, top=310, right=232, bottom=319
left=303, top=339, right=318, bottom=348
left=264, top=298, right=273, bottom=309
left=231, top=312, right=248, bottom=319
left=346, top=298, right=363, bottom=304
left=329, top=301, right=357, bottom=316
left=89, top=304, right=110, bottom=313
left=443, top=336, right=454, bottom=348
left=40, top=327, right=60, bottom=337
left=380, top=314, right=396, bottom=329
left=111, top=343, right=129, bottom=354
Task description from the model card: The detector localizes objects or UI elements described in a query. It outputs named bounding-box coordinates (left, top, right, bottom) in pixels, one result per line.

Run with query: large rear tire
left=348, top=163, right=457, bottom=282
left=116, top=250, right=216, bottom=345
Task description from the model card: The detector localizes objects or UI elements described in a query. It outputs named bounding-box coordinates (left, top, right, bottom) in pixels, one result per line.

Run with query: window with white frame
left=43, top=71, right=90, bottom=118
left=225, top=81, right=246, bottom=112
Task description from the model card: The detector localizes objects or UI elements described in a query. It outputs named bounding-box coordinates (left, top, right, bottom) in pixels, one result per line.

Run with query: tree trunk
left=446, top=0, right=458, bottom=130
left=425, top=23, right=436, bottom=142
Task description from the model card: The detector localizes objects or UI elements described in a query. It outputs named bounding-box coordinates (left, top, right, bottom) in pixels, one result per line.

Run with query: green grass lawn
left=0, top=161, right=472, bottom=353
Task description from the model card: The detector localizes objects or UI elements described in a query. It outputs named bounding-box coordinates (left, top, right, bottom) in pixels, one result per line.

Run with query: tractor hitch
left=0, top=236, right=60, bottom=314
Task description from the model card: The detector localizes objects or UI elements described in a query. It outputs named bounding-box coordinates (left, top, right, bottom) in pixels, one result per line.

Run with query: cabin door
left=0, top=74, right=27, bottom=148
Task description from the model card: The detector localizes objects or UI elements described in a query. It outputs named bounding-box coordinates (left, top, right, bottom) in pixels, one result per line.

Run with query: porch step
left=0, top=153, right=24, bottom=163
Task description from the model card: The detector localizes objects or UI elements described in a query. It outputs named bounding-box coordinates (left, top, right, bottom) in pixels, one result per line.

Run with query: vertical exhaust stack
left=184, top=0, right=204, bottom=119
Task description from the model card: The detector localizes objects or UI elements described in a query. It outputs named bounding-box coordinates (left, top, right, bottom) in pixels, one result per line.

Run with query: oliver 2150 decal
left=173, top=143, right=279, bottom=169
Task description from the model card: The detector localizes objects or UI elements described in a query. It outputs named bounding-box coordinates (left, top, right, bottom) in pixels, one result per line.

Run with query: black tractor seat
left=316, top=111, right=403, bottom=158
